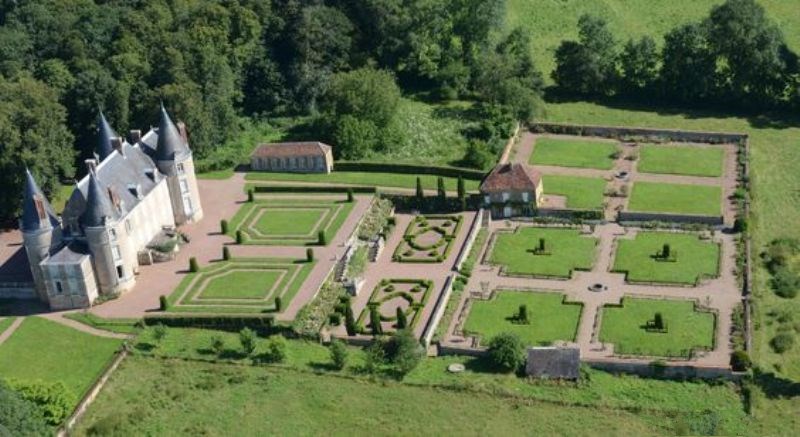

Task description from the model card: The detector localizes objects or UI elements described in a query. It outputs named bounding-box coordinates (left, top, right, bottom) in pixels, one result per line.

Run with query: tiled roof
left=525, top=346, right=580, bottom=379
left=251, top=142, right=332, bottom=158
left=480, top=163, right=541, bottom=192
left=20, top=169, right=59, bottom=232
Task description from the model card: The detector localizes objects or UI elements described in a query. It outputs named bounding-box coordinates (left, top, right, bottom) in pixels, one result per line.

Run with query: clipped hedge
left=143, top=315, right=279, bottom=334
left=250, top=185, right=377, bottom=194
left=336, top=161, right=485, bottom=180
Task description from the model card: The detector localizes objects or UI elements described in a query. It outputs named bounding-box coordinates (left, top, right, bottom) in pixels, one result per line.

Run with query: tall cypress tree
left=457, top=176, right=466, bottom=211
left=370, top=305, right=383, bottom=335
left=437, top=176, right=446, bottom=204
left=396, top=307, right=407, bottom=329
left=415, top=176, right=424, bottom=208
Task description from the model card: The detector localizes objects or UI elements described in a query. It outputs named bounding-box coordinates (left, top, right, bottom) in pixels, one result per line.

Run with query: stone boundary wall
left=498, top=122, right=521, bottom=164
left=584, top=358, right=744, bottom=381
left=59, top=348, right=129, bottom=436
left=618, top=211, right=724, bottom=226
left=531, top=122, right=748, bottom=145
left=0, top=282, right=35, bottom=299
left=421, top=274, right=456, bottom=347
left=453, top=209, right=484, bottom=272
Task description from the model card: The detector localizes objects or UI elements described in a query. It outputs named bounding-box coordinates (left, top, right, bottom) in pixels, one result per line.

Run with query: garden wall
left=421, top=274, right=456, bottom=348
left=617, top=211, right=724, bottom=226
left=531, top=122, right=748, bottom=145
left=453, top=209, right=484, bottom=272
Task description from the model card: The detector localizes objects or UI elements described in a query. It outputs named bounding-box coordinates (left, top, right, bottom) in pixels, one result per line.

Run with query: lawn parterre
left=489, top=227, right=597, bottom=278
left=0, top=317, right=15, bottom=335
left=530, top=137, right=618, bottom=169
left=638, top=144, right=725, bottom=177
left=245, top=171, right=481, bottom=192
left=0, top=317, right=122, bottom=402
left=463, top=290, right=582, bottom=346
left=542, top=175, right=607, bottom=210
left=168, top=258, right=315, bottom=313
left=627, top=182, right=722, bottom=216
left=599, top=297, right=715, bottom=358
left=357, top=279, right=434, bottom=334
left=393, top=215, right=463, bottom=263
left=612, top=232, right=720, bottom=285
left=228, top=198, right=354, bottom=245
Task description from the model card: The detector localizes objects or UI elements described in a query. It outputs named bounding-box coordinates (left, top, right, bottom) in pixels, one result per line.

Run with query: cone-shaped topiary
left=189, top=257, right=199, bottom=272
left=220, top=219, right=228, bottom=234
left=396, top=307, right=408, bottom=329
left=222, top=246, right=231, bottom=260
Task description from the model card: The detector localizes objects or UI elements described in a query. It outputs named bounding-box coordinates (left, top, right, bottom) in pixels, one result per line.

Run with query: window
left=177, top=163, right=185, bottom=175
left=125, top=219, right=132, bottom=234
left=484, top=195, right=491, bottom=205
left=116, top=265, right=124, bottom=279
left=109, top=228, right=117, bottom=241
left=112, top=245, right=121, bottom=261
left=179, top=178, right=189, bottom=193
left=55, top=281, right=63, bottom=294
left=522, top=192, right=529, bottom=202
left=502, top=192, right=510, bottom=201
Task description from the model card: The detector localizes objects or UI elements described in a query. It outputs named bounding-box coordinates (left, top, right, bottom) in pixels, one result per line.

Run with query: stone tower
left=20, top=169, right=61, bottom=303
left=154, top=104, right=203, bottom=225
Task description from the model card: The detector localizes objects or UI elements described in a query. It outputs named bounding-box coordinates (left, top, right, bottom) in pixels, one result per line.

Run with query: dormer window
left=128, top=183, right=142, bottom=199
left=144, top=168, right=156, bottom=181
left=177, top=163, right=185, bottom=175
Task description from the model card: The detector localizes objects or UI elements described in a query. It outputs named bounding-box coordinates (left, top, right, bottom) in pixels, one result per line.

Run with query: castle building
left=20, top=105, right=203, bottom=310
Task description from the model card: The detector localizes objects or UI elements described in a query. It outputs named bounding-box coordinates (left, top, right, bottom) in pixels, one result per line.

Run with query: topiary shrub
left=189, top=257, right=199, bottom=272
left=487, top=332, right=525, bottom=372
left=247, top=189, right=254, bottom=202
left=306, top=248, right=314, bottom=262
left=329, top=313, right=342, bottom=325
left=370, top=306, right=383, bottom=336
left=274, top=296, right=282, bottom=312
left=220, top=219, right=229, bottom=234
left=261, top=335, right=287, bottom=363
left=236, top=230, right=243, bottom=244
left=730, top=350, right=751, bottom=371
left=346, top=188, right=354, bottom=203
left=159, top=295, right=168, bottom=311
left=318, top=230, right=327, bottom=246
left=239, top=327, right=257, bottom=356
left=396, top=307, right=408, bottom=329
left=222, top=246, right=231, bottom=260
left=770, top=333, right=795, bottom=353
left=329, top=339, right=348, bottom=370
left=345, top=305, right=357, bottom=336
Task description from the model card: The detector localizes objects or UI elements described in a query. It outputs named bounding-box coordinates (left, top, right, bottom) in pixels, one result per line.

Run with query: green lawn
left=253, top=208, right=324, bottom=236
left=489, top=227, right=597, bottom=277
left=613, top=232, right=720, bottom=285
left=530, top=137, right=618, bottom=169
left=245, top=171, right=481, bottom=192
left=463, top=291, right=581, bottom=346
left=0, top=317, right=15, bottom=335
left=599, top=298, right=715, bottom=358
left=542, top=175, right=607, bottom=209
left=200, top=270, right=284, bottom=299
left=0, top=317, right=121, bottom=400
left=627, top=182, right=721, bottom=216
left=638, top=144, right=725, bottom=177
left=63, top=313, right=141, bottom=335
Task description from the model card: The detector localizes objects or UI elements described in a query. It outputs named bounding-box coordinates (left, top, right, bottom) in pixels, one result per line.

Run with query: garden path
left=0, top=316, right=23, bottom=345
left=39, top=313, right=131, bottom=339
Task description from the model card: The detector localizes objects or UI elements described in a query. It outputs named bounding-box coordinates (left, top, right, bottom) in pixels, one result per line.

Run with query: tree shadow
left=135, top=342, right=155, bottom=352
left=754, top=369, right=800, bottom=398
left=308, top=361, right=339, bottom=372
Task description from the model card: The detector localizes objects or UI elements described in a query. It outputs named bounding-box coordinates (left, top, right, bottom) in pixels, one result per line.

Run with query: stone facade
left=21, top=107, right=203, bottom=310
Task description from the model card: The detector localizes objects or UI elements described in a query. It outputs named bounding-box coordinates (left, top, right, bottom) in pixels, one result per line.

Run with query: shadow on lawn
left=754, top=369, right=800, bottom=398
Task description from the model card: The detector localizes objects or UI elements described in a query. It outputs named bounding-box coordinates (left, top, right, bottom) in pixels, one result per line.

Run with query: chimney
left=85, top=159, right=98, bottom=174
left=111, top=137, right=124, bottom=157
left=177, top=121, right=188, bottom=143
left=129, top=129, right=142, bottom=144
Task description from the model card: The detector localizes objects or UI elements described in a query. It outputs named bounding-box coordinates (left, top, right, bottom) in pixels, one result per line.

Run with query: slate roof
left=480, top=163, right=541, bottom=193
left=81, top=172, right=118, bottom=227
left=151, top=104, right=190, bottom=176
left=525, top=346, right=580, bottom=380
left=47, top=241, right=90, bottom=264
left=251, top=142, right=332, bottom=158
left=20, top=168, right=59, bottom=232
left=96, top=110, right=119, bottom=162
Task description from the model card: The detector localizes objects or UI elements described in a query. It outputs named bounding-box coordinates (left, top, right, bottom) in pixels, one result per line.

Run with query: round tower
left=155, top=104, right=203, bottom=225
left=19, top=169, right=61, bottom=303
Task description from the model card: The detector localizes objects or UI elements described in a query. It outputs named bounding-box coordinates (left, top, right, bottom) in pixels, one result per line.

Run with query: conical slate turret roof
left=81, top=171, right=117, bottom=227
left=96, top=110, right=118, bottom=162
left=155, top=104, right=189, bottom=176
left=20, top=169, right=59, bottom=232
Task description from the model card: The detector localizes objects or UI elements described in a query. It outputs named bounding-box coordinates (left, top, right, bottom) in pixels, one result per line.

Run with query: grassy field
left=463, top=290, right=581, bottom=346
left=0, top=317, right=121, bottom=400
left=612, top=232, right=720, bottom=285
left=542, top=175, right=607, bottom=209
left=530, top=137, right=618, bottom=169
left=228, top=199, right=354, bottom=246
left=245, top=171, right=481, bottom=192
left=628, top=181, right=721, bottom=216
left=0, top=316, right=15, bottom=335
left=489, top=227, right=597, bottom=277
left=638, top=144, right=725, bottom=177
left=599, top=298, right=716, bottom=358
left=505, top=0, right=800, bottom=83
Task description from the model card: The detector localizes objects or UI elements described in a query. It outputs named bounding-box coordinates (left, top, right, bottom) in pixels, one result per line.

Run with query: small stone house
left=525, top=346, right=581, bottom=380
left=251, top=141, right=334, bottom=173
left=480, top=163, right=543, bottom=218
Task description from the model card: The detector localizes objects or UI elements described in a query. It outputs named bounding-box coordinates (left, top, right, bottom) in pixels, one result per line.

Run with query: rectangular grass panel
left=530, top=137, right=618, bottom=169
left=463, top=290, right=581, bottom=346
left=253, top=209, right=326, bottom=236
left=199, top=270, right=285, bottom=299
left=627, top=182, right=721, bottom=216
left=542, top=175, right=607, bottom=210
left=0, top=317, right=122, bottom=400
left=489, top=227, right=597, bottom=278
left=638, top=144, right=725, bottom=177
left=612, top=232, right=720, bottom=285
left=599, top=298, right=715, bottom=358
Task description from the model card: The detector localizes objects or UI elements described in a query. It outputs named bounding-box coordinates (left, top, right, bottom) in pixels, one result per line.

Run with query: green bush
left=347, top=188, right=354, bottom=202
left=8, top=380, right=75, bottom=426
left=222, top=246, right=231, bottom=260
left=318, top=230, right=327, bottom=246
left=345, top=305, right=357, bottom=336
left=159, top=295, right=168, bottom=311
left=153, top=324, right=168, bottom=342
left=274, top=296, right=282, bottom=312
left=363, top=341, right=386, bottom=374
left=771, top=267, right=800, bottom=298
left=220, top=219, right=229, bottom=234
left=247, top=189, right=254, bottom=202
left=370, top=306, right=383, bottom=336
left=396, top=307, right=408, bottom=329
left=210, top=335, right=225, bottom=356
left=143, top=315, right=275, bottom=333
left=730, top=350, right=751, bottom=371
left=189, top=257, right=199, bottom=273
left=487, top=332, right=525, bottom=372
left=239, top=327, right=257, bottom=356
left=329, top=313, right=342, bottom=325
left=386, top=329, right=423, bottom=376
left=306, top=248, right=314, bottom=262
left=770, top=333, right=795, bottom=353
left=261, top=335, right=287, bottom=363
left=236, top=230, right=244, bottom=244
left=329, top=339, right=348, bottom=370
left=0, top=381, right=49, bottom=435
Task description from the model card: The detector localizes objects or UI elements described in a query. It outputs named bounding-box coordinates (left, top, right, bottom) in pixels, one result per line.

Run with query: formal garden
left=462, top=290, right=582, bottom=347
left=357, top=279, right=434, bottom=334
left=488, top=227, right=597, bottom=277
left=529, top=137, right=619, bottom=169
left=612, top=232, right=721, bottom=285
left=637, top=144, right=725, bottom=177
left=393, top=215, right=463, bottom=263
left=541, top=175, right=607, bottom=210
left=245, top=171, right=481, bottom=192
left=167, top=258, right=315, bottom=313
left=227, top=197, right=354, bottom=245
left=599, top=297, right=716, bottom=358
left=627, top=182, right=722, bottom=216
